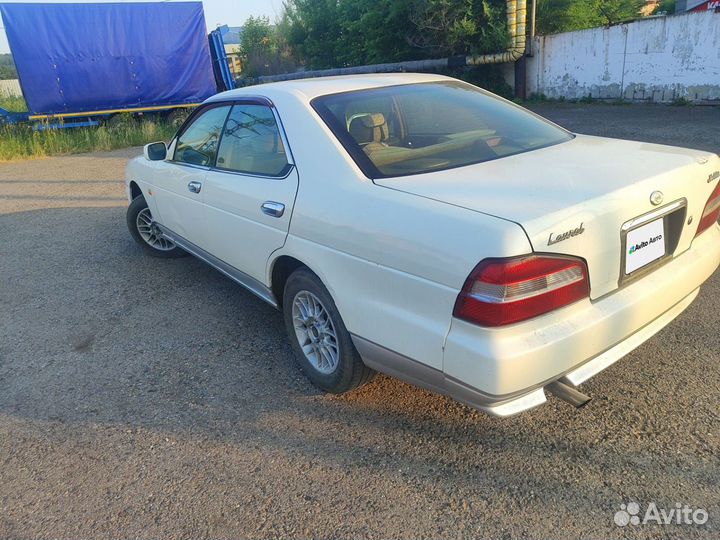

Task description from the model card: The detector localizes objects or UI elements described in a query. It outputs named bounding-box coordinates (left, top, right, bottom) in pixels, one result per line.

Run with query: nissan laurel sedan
left=125, top=74, right=720, bottom=416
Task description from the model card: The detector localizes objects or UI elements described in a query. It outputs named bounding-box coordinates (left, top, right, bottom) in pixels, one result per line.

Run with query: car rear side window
left=215, top=104, right=291, bottom=177
left=174, top=105, right=231, bottom=167
left=312, top=81, right=573, bottom=179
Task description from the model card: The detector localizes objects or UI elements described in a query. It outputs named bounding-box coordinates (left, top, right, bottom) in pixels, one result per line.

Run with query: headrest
left=359, top=113, right=386, bottom=128
left=349, top=113, right=388, bottom=145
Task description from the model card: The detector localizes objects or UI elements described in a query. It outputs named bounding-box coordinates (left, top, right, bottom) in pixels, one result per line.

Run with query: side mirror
left=144, top=141, right=167, bottom=161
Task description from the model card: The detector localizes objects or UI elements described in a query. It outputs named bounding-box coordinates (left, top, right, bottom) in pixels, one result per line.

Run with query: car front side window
left=215, top=104, right=290, bottom=177
left=173, top=105, right=231, bottom=167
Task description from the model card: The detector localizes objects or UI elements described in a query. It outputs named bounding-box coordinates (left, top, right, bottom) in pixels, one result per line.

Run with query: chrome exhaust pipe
left=546, top=379, right=591, bottom=408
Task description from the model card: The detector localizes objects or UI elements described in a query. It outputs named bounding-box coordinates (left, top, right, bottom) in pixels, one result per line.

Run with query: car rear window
left=312, top=81, right=573, bottom=178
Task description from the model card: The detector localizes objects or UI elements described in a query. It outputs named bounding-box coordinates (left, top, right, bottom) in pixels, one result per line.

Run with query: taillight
left=695, top=182, right=720, bottom=237
left=453, top=255, right=590, bottom=327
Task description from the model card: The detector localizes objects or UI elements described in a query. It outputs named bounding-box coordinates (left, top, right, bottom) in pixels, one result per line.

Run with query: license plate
left=625, top=217, right=666, bottom=274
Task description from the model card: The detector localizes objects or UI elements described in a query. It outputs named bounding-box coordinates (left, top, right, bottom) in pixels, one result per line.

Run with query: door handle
left=187, top=181, right=202, bottom=194
left=261, top=201, right=285, bottom=218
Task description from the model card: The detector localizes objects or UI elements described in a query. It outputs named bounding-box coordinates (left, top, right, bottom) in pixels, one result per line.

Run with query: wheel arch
left=128, top=180, right=143, bottom=200
left=269, top=255, right=307, bottom=308
left=269, top=254, right=338, bottom=309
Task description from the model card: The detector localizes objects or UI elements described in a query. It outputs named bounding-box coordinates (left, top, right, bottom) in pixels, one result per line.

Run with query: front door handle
left=261, top=201, right=285, bottom=218
left=187, top=181, right=202, bottom=194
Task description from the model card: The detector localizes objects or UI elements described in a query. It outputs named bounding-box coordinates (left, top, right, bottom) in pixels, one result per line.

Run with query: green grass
left=0, top=118, right=177, bottom=161
left=0, top=95, right=27, bottom=112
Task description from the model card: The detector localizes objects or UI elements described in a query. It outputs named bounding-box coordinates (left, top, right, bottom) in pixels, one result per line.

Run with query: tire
left=126, top=195, right=187, bottom=258
left=106, top=113, right=138, bottom=129
left=166, top=108, right=190, bottom=129
left=283, top=268, right=375, bottom=393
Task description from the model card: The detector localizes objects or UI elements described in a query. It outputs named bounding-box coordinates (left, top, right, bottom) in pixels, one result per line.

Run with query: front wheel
left=126, top=195, right=186, bottom=258
left=283, top=268, right=375, bottom=393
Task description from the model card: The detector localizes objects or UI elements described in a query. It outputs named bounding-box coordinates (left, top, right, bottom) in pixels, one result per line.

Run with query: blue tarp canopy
left=0, top=2, right=217, bottom=116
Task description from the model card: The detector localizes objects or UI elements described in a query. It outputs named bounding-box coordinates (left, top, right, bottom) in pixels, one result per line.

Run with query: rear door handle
left=261, top=201, right=285, bottom=218
left=187, top=181, right=202, bottom=194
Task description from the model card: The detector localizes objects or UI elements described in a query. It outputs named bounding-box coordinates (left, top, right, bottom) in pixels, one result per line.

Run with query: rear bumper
left=442, top=223, right=720, bottom=415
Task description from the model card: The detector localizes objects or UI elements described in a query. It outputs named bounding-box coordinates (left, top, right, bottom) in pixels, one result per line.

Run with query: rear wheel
left=126, top=195, right=186, bottom=258
left=166, top=108, right=190, bottom=129
left=106, top=113, right=137, bottom=129
left=283, top=268, right=375, bottom=393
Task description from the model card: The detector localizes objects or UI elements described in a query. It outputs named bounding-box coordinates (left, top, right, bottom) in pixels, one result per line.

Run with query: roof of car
left=207, top=73, right=454, bottom=103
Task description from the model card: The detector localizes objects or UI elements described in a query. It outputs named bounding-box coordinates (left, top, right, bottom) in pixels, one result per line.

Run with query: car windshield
left=312, top=81, right=573, bottom=178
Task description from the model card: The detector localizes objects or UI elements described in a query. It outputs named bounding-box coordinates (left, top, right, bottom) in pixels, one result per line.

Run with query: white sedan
left=125, top=73, right=720, bottom=416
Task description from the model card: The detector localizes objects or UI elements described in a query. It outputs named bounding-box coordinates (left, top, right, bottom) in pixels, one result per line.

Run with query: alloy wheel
left=292, top=290, right=340, bottom=374
left=136, top=208, right=176, bottom=251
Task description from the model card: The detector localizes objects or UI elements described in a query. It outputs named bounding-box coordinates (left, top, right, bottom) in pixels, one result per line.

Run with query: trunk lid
left=375, top=134, right=719, bottom=298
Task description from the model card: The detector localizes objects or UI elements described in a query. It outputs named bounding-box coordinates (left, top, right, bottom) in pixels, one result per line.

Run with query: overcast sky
left=0, top=0, right=284, bottom=54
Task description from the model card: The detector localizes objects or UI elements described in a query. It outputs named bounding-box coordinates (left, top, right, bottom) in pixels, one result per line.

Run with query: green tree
left=281, top=0, right=508, bottom=69
left=337, top=0, right=421, bottom=65
left=593, top=0, right=646, bottom=24
left=252, top=0, right=649, bottom=82
left=653, top=0, right=676, bottom=14
left=536, top=0, right=645, bottom=35
left=281, top=0, right=352, bottom=69
left=240, top=16, right=274, bottom=77
left=407, top=0, right=508, bottom=56
left=240, top=15, right=296, bottom=77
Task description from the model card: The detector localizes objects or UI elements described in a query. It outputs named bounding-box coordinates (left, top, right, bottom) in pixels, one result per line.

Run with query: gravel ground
left=0, top=104, right=718, bottom=540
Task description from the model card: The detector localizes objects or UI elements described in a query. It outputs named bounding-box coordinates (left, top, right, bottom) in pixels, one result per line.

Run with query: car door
left=150, top=103, right=232, bottom=249
left=202, top=101, right=299, bottom=283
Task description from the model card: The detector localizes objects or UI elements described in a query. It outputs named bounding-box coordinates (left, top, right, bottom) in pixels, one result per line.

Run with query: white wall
left=526, top=11, right=720, bottom=102
left=0, top=79, right=22, bottom=98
